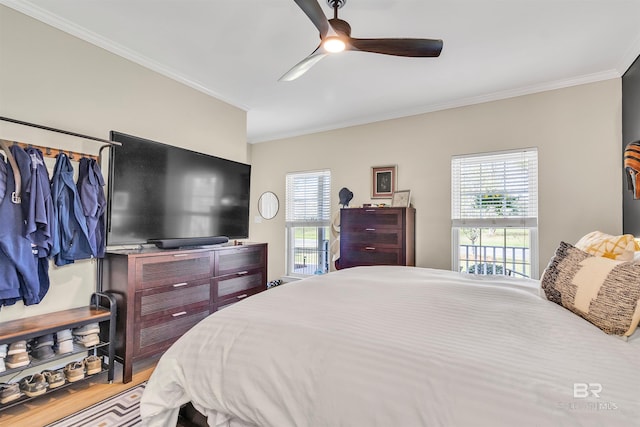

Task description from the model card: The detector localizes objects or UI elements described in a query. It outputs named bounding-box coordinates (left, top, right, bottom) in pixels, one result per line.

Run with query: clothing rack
left=0, top=116, right=121, bottom=146
left=0, top=139, right=98, bottom=161
left=0, top=116, right=119, bottom=294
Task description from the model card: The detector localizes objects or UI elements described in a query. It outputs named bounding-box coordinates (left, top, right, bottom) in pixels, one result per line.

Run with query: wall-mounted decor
left=371, top=165, right=396, bottom=198
left=392, top=190, right=411, bottom=207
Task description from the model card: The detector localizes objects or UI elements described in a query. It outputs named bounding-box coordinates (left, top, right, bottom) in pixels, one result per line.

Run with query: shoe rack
left=0, top=292, right=116, bottom=411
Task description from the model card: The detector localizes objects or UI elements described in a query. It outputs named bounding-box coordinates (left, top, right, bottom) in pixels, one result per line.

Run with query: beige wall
left=250, top=79, right=622, bottom=281
left=0, top=6, right=247, bottom=322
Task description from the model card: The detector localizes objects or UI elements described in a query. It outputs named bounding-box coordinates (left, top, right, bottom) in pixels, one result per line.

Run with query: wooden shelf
left=0, top=306, right=111, bottom=345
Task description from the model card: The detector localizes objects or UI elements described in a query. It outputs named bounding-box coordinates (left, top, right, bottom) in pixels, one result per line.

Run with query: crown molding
left=1, top=0, right=249, bottom=111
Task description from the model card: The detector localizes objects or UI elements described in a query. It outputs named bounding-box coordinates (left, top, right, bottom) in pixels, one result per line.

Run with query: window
left=451, top=149, right=538, bottom=278
left=286, top=170, right=331, bottom=276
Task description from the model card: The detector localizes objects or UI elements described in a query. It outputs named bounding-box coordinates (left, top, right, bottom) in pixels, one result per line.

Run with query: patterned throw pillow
left=541, top=242, right=640, bottom=336
left=574, top=231, right=638, bottom=261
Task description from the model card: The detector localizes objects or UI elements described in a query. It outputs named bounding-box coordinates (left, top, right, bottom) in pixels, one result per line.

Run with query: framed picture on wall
left=371, top=165, right=396, bottom=198
left=392, top=190, right=411, bottom=207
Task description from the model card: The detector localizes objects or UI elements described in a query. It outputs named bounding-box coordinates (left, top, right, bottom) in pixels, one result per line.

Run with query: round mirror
left=258, top=191, right=279, bottom=219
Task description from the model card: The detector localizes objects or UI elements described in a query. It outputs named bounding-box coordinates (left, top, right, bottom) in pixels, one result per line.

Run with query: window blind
left=286, top=170, right=331, bottom=226
left=451, top=149, right=538, bottom=227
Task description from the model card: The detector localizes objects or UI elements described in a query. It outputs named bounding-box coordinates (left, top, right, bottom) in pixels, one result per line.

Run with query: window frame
left=451, top=148, right=539, bottom=279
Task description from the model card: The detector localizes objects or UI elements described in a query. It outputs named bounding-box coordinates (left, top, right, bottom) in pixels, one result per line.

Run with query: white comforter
left=140, top=266, right=640, bottom=427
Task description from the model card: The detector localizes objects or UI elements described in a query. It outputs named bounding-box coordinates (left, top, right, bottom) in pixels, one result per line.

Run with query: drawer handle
left=172, top=282, right=188, bottom=288
left=236, top=270, right=249, bottom=276
left=236, top=294, right=248, bottom=299
left=365, top=247, right=376, bottom=251
left=173, top=254, right=189, bottom=257
left=171, top=311, right=187, bottom=317
left=365, top=209, right=376, bottom=212
left=365, top=228, right=376, bottom=231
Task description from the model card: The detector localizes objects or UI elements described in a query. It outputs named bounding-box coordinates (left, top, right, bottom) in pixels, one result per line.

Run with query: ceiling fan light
left=323, top=37, right=346, bottom=53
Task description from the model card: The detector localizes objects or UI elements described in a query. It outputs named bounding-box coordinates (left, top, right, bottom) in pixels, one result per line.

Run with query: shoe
left=74, top=333, right=100, bottom=348
left=64, top=361, right=85, bottom=383
left=31, top=334, right=54, bottom=349
left=84, top=355, right=102, bottom=375
left=5, top=352, right=30, bottom=369
left=42, top=369, right=66, bottom=389
left=56, top=328, right=73, bottom=342
left=0, top=344, right=7, bottom=358
left=0, top=383, right=21, bottom=404
left=0, top=358, right=5, bottom=373
left=7, top=340, right=27, bottom=355
left=55, top=339, right=74, bottom=355
left=31, top=345, right=55, bottom=361
left=73, top=323, right=100, bottom=336
left=18, top=373, right=48, bottom=398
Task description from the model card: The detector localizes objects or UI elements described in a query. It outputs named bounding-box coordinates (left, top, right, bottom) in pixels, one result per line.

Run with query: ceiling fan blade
left=349, top=38, right=443, bottom=57
left=279, top=46, right=328, bottom=82
left=294, top=0, right=330, bottom=38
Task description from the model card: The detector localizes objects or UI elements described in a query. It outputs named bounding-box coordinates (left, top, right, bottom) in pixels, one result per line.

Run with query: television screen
left=107, top=131, right=251, bottom=246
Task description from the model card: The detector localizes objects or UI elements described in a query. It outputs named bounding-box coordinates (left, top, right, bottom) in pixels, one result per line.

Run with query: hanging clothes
left=50, top=153, right=93, bottom=266
left=77, top=157, right=106, bottom=258
left=23, top=147, right=55, bottom=257
left=9, top=144, right=51, bottom=302
left=0, top=150, right=42, bottom=308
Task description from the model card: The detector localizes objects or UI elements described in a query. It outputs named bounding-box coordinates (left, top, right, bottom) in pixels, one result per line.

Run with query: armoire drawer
left=216, top=285, right=264, bottom=311
left=135, top=251, right=213, bottom=290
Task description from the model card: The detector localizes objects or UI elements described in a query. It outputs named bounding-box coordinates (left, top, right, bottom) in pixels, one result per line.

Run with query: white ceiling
left=4, top=0, right=640, bottom=143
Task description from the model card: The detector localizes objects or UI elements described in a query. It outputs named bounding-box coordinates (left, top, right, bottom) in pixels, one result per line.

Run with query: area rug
left=46, top=382, right=146, bottom=427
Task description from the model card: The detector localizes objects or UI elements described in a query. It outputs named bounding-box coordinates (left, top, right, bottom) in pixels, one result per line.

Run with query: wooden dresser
left=339, top=207, right=415, bottom=268
left=101, top=242, right=267, bottom=383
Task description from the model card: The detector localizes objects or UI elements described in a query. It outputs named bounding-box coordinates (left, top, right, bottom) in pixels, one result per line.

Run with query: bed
left=140, top=263, right=640, bottom=427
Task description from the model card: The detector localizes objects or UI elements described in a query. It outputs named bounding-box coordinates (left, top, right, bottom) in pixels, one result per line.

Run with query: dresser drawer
left=135, top=308, right=210, bottom=358
left=135, top=280, right=211, bottom=322
left=340, top=245, right=403, bottom=267
left=340, top=228, right=403, bottom=248
left=215, top=268, right=265, bottom=301
left=215, top=285, right=264, bottom=311
left=216, top=246, right=266, bottom=276
left=135, top=252, right=213, bottom=290
left=341, top=208, right=404, bottom=231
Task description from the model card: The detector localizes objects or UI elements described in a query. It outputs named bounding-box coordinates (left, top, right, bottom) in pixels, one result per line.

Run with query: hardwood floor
left=0, top=356, right=159, bottom=426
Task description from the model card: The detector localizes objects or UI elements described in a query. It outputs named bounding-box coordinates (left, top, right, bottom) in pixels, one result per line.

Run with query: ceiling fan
left=279, top=0, right=443, bottom=82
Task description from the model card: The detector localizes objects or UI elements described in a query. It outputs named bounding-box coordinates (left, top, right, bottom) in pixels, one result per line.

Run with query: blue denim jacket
left=77, top=157, right=106, bottom=258
left=50, top=153, right=93, bottom=266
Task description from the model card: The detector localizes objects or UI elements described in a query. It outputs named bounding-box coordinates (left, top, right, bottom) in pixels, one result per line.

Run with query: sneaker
left=31, top=334, right=54, bottom=349
left=74, top=333, right=100, bottom=348
left=42, top=369, right=66, bottom=389
left=56, top=328, right=73, bottom=342
left=0, top=344, right=7, bottom=358
left=84, top=355, right=102, bottom=375
left=72, top=323, right=100, bottom=336
left=64, top=361, right=85, bottom=383
left=0, top=358, right=5, bottom=373
left=7, top=340, right=27, bottom=355
left=5, top=352, right=30, bottom=369
left=55, top=339, right=74, bottom=355
left=0, top=383, right=21, bottom=404
left=31, top=345, right=55, bottom=361
left=18, top=373, right=48, bottom=397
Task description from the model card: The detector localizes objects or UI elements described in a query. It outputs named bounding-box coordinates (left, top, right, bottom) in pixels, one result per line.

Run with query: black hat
left=339, top=187, right=353, bottom=207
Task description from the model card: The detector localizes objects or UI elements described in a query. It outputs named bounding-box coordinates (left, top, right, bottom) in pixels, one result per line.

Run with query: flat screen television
left=106, top=131, right=251, bottom=247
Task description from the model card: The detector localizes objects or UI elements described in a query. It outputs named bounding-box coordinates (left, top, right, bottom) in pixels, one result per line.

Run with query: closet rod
left=0, top=116, right=121, bottom=146
left=0, top=139, right=97, bottom=161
